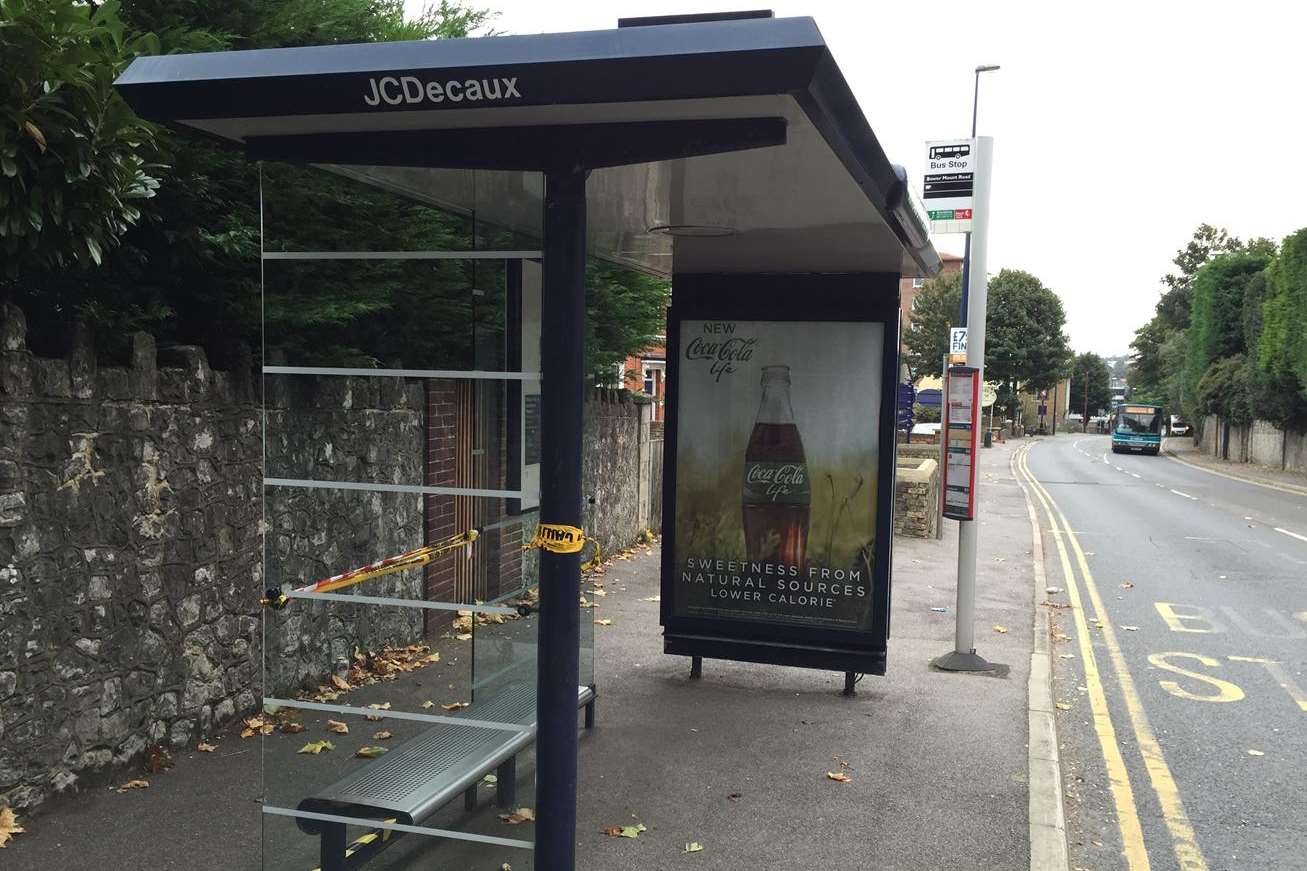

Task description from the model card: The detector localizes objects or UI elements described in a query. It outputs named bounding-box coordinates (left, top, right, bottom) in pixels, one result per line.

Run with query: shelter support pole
left=535, top=164, right=587, bottom=871
left=935, top=137, right=994, bottom=673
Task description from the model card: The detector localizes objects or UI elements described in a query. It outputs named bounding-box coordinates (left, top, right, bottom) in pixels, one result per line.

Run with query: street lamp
left=958, top=65, right=1000, bottom=325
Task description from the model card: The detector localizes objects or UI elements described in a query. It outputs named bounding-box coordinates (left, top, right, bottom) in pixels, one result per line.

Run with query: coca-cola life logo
left=742, top=461, right=810, bottom=504
left=685, top=322, right=755, bottom=382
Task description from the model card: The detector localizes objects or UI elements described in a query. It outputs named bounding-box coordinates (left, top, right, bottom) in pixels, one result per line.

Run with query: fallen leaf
left=331, top=674, right=352, bottom=691
left=0, top=807, right=25, bottom=848
left=441, top=701, right=469, bottom=712
left=501, top=865, right=512, bottom=871
left=601, top=825, right=623, bottom=837
left=297, top=740, right=335, bottom=755
left=1120, top=581, right=1135, bottom=589
left=425, top=653, right=441, bottom=663
left=684, top=842, right=705, bottom=853
left=1056, top=703, right=1072, bottom=711
left=373, top=731, right=393, bottom=740
left=482, top=774, right=498, bottom=785
left=825, top=772, right=851, bottom=783
left=594, top=619, right=613, bottom=626
left=591, top=589, right=608, bottom=597
left=455, top=633, right=473, bottom=641
left=280, top=721, right=306, bottom=734
left=992, top=625, right=1009, bottom=634
left=619, top=824, right=647, bottom=838
left=1247, top=749, right=1265, bottom=757
left=499, top=807, right=536, bottom=824
left=115, top=779, right=150, bottom=793
left=422, top=700, right=435, bottom=709
left=366, top=702, right=392, bottom=721
left=326, top=720, right=349, bottom=734
left=355, top=746, right=389, bottom=759
left=197, top=742, right=217, bottom=753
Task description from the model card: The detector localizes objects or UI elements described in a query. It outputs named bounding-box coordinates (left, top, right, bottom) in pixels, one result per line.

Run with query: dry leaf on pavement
left=499, top=807, right=535, bottom=825
left=330, top=674, right=351, bottom=691
left=1247, top=749, right=1265, bottom=757
left=355, top=746, right=389, bottom=759
left=0, top=808, right=25, bottom=848
left=1120, top=581, right=1135, bottom=589
left=441, top=701, right=469, bottom=712
left=373, top=731, right=393, bottom=740
left=594, top=619, right=613, bottom=626
left=1055, top=703, right=1072, bottom=711
left=197, top=742, right=217, bottom=753
left=992, top=625, right=1009, bottom=634
left=326, top=720, right=349, bottom=734
left=684, top=842, right=704, bottom=853
left=115, top=779, right=150, bottom=793
left=280, top=721, right=305, bottom=734
left=825, top=772, right=851, bottom=783
left=297, top=740, right=335, bottom=755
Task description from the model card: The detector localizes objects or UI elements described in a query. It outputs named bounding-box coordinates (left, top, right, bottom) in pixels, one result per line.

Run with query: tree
left=984, top=269, right=1072, bottom=414
left=1068, top=352, right=1112, bottom=419
left=1129, top=224, right=1272, bottom=410
left=1255, top=227, right=1307, bottom=431
left=901, top=269, right=961, bottom=381
left=585, top=260, right=668, bottom=385
left=3, top=1, right=670, bottom=381
left=1182, top=251, right=1271, bottom=421
left=0, top=0, right=161, bottom=275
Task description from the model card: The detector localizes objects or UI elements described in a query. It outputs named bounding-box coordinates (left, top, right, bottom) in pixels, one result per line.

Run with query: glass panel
left=261, top=163, right=553, bottom=871
left=261, top=258, right=512, bottom=372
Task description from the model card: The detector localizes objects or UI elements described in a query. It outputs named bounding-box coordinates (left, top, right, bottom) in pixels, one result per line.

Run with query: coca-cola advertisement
left=670, top=319, right=883, bottom=632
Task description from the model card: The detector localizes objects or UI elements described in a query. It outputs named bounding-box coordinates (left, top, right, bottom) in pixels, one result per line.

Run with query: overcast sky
left=408, top=0, right=1305, bottom=355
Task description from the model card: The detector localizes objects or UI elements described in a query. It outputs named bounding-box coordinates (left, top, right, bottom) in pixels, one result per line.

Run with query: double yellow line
left=1014, top=442, right=1207, bottom=871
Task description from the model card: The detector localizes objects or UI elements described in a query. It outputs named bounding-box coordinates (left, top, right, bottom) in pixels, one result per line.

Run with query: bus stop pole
left=535, top=163, right=587, bottom=870
left=935, top=136, right=994, bottom=672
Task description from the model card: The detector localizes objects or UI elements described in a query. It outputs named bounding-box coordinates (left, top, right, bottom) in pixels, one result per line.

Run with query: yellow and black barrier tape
left=524, top=523, right=603, bottom=572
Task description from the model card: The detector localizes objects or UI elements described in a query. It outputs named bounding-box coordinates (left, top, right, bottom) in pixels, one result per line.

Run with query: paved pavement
left=1163, top=437, right=1307, bottom=497
left=1020, top=432, right=1307, bottom=871
left=6, top=441, right=1049, bottom=870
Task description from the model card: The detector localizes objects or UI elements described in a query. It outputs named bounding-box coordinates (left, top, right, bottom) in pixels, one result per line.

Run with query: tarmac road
left=1020, top=434, right=1307, bottom=871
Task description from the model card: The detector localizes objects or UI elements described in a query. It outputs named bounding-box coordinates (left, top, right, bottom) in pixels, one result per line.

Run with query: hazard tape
left=262, top=530, right=477, bottom=609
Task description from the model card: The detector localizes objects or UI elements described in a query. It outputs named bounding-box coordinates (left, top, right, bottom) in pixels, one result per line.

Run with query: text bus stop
left=116, top=11, right=939, bottom=870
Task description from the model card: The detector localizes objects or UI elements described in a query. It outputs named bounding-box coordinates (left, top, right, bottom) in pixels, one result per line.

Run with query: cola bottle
left=742, top=365, right=810, bottom=566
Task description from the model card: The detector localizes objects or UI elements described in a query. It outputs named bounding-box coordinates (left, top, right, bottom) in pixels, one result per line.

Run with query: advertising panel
left=660, top=276, right=898, bottom=675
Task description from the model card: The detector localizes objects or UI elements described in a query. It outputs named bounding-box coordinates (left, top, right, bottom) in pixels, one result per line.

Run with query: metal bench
left=297, top=681, right=596, bottom=870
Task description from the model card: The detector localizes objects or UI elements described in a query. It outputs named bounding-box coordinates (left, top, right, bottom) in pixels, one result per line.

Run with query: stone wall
left=1199, top=414, right=1307, bottom=474
left=0, top=302, right=665, bottom=812
left=894, top=457, right=940, bottom=539
left=582, top=389, right=658, bottom=560
left=262, top=373, right=427, bottom=695
left=0, top=304, right=262, bottom=810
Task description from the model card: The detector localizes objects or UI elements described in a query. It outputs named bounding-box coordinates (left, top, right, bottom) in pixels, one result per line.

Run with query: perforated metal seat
left=297, top=683, right=593, bottom=835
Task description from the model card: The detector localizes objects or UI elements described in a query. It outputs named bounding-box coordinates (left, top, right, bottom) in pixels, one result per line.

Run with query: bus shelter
left=116, top=11, right=938, bottom=870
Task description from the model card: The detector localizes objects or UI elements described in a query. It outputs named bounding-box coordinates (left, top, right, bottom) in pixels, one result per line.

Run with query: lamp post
left=957, top=65, right=1000, bottom=326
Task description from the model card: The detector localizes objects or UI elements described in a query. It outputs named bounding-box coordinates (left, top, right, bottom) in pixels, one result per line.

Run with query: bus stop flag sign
left=924, top=138, right=976, bottom=234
